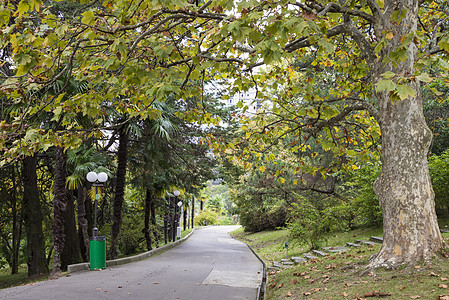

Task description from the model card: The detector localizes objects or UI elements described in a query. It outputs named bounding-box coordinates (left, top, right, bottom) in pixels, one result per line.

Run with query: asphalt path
left=0, top=225, right=263, bottom=300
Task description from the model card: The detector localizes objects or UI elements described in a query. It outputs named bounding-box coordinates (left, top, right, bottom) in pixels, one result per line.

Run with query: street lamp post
left=86, top=171, right=108, bottom=237
left=86, top=171, right=108, bottom=270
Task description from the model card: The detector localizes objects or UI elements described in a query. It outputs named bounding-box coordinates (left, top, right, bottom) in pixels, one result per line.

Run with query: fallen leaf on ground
left=277, top=283, right=283, bottom=289
left=414, top=266, right=421, bottom=269
left=443, top=278, right=448, bottom=281
left=439, top=284, right=448, bottom=289
left=364, top=291, right=391, bottom=297
left=286, top=291, right=292, bottom=297
left=431, top=272, right=440, bottom=277
left=341, top=292, right=348, bottom=297
left=289, top=279, right=297, bottom=284
left=410, top=296, right=421, bottom=299
left=439, top=296, right=449, bottom=300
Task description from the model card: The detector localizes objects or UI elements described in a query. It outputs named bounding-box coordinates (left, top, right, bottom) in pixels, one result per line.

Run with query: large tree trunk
left=109, top=128, right=128, bottom=259
left=77, top=187, right=90, bottom=261
left=143, top=189, right=153, bottom=251
left=52, top=146, right=68, bottom=276
left=22, top=156, right=48, bottom=277
left=369, top=0, right=444, bottom=268
left=61, top=191, right=81, bottom=270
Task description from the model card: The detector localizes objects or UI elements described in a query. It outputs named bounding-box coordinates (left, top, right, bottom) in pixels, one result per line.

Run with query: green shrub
left=288, top=195, right=349, bottom=250
left=429, top=149, right=449, bottom=217
left=194, top=210, right=219, bottom=226
left=239, top=205, right=287, bottom=232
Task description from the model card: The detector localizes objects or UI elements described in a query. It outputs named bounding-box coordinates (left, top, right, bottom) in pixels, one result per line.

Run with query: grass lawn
left=0, top=266, right=49, bottom=290
left=232, top=227, right=449, bottom=299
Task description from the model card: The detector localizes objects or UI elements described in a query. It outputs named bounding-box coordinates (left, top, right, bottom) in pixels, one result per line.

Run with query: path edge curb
left=241, top=240, right=267, bottom=300
left=67, top=228, right=196, bottom=274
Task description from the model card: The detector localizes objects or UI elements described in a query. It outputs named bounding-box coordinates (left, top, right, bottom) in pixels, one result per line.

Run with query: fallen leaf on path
left=153, top=282, right=159, bottom=285
left=117, top=285, right=122, bottom=288
left=96, top=288, right=101, bottom=291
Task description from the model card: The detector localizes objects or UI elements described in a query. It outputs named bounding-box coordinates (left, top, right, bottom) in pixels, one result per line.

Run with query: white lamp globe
left=177, top=201, right=182, bottom=207
left=86, top=171, right=98, bottom=183
left=97, top=172, right=108, bottom=183
left=174, top=190, right=180, bottom=197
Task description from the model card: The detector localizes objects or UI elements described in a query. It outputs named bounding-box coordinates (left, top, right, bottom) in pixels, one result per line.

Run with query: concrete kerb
left=235, top=235, right=267, bottom=300
left=67, top=228, right=197, bottom=274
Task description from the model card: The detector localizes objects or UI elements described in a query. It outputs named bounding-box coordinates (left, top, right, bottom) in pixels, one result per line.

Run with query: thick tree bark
left=109, top=128, right=128, bottom=259
left=191, top=198, right=195, bottom=229
left=77, top=187, right=90, bottom=261
left=143, top=189, right=153, bottom=251
left=368, top=0, right=445, bottom=268
left=61, top=191, right=81, bottom=270
left=22, top=156, right=48, bottom=277
left=52, top=146, right=68, bottom=276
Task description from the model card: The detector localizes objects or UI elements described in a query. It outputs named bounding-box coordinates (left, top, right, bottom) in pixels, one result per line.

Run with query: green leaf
left=438, top=35, right=449, bottom=52
left=381, top=71, right=396, bottom=79
left=16, top=0, right=30, bottom=17
left=81, top=10, right=95, bottom=25
left=375, top=79, right=396, bottom=92
left=395, top=84, right=416, bottom=100
left=416, top=73, right=432, bottom=83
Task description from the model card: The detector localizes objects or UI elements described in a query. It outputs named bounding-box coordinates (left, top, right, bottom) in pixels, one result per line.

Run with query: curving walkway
left=0, top=226, right=263, bottom=300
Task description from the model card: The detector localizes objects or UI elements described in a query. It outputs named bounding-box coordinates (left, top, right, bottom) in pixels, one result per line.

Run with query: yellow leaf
left=352, top=165, right=359, bottom=170
left=259, top=166, right=266, bottom=173
left=386, top=31, right=394, bottom=40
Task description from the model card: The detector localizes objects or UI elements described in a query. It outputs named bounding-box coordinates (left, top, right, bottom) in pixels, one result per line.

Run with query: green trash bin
left=90, top=236, right=106, bottom=270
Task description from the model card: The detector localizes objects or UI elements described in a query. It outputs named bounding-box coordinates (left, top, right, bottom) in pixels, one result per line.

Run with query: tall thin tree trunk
left=61, top=191, right=81, bottom=270
left=11, top=163, right=21, bottom=275
left=151, top=198, right=159, bottom=248
left=23, top=155, right=48, bottom=277
left=109, top=128, right=128, bottom=259
left=163, top=214, right=168, bottom=244
left=191, top=198, right=195, bottom=229
left=170, top=197, right=176, bottom=242
left=183, top=205, right=187, bottom=231
left=143, top=189, right=153, bottom=251
left=77, top=187, right=90, bottom=261
left=52, top=146, right=68, bottom=277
